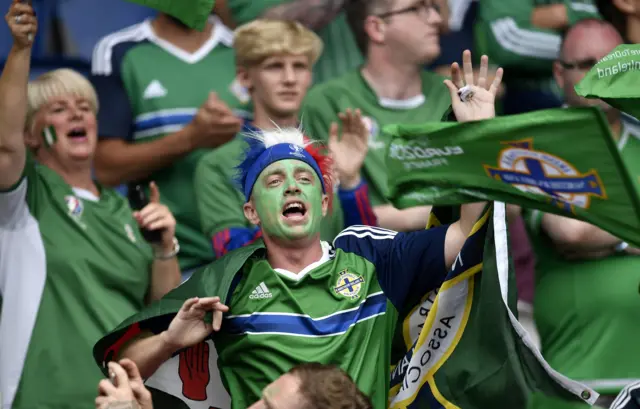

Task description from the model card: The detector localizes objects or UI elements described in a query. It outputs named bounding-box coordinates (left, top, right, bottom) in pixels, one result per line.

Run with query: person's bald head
left=554, top=19, right=623, bottom=109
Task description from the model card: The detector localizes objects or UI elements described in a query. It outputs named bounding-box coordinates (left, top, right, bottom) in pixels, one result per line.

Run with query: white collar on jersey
left=72, top=187, right=99, bottom=202
left=143, top=15, right=234, bottom=65
left=273, top=241, right=334, bottom=282
left=378, top=94, right=426, bottom=110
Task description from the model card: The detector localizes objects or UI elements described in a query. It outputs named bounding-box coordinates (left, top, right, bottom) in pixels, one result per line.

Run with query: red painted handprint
left=179, top=341, right=211, bottom=401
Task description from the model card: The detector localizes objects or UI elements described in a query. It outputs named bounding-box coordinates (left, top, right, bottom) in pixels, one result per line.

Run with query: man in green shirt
left=302, top=0, right=452, bottom=231
left=91, top=12, right=250, bottom=272
left=523, top=19, right=640, bottom=409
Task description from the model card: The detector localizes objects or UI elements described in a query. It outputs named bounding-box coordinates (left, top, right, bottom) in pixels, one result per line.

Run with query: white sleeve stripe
left=340, top=225, right=398, bottom=235
left=490, top=17, right=560, bottom=60
left=611, top=381, right=640, bottom=409
left=334, top=231, right=396, bottom=242
left=569, top=2, right=597, bottom=13
left=92, top=23, right=148, bottom=76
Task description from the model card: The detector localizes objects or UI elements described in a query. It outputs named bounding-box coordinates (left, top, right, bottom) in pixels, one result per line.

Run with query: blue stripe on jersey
left=134, top=111, right=195, bottom=132
left=223, top=292, right=387, bottom=337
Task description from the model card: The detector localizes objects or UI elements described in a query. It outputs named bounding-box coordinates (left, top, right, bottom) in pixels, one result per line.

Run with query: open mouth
left=281, top=200, right=307, bottom=220
left=67, top=127, right=87, bottom=139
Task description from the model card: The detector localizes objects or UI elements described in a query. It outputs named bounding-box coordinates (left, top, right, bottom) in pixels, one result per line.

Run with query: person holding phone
left=0, top=2, right=181, bottom=408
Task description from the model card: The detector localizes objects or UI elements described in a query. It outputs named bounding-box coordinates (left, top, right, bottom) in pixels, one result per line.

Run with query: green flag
left=124, top=0, right=215, bottom=30
left=385, top=107, right=640, bottom=246
left=575, top=44, right=640, bottom=121
left=389, top=203, right=597, bottom=409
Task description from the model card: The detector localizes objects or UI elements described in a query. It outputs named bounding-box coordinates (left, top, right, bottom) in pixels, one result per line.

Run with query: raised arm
left=261, top=0, right=347, bottom=30
left=0, top=1, right=36, bottom=190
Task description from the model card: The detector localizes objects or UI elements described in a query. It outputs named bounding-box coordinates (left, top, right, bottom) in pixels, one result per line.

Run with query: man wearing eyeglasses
left=520, top=18, right=640, bottom=409
left=301, top=0, right=452, bottom=232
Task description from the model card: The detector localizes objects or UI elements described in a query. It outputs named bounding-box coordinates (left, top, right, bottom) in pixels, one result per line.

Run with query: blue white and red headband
left=235, top=127, right=333, bottom=203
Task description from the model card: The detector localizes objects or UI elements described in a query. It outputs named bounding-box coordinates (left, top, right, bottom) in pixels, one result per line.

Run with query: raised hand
left=133, top=182, right=176, bottom=253
left=5, top=0, right=37, bottom=49
left=186, top=92, right=243, bottom=150
left=328, top=108, right=369, bottom=190
left=443, top=50, right=504, bottom=123
left=163, top=297, right=229, bottom=351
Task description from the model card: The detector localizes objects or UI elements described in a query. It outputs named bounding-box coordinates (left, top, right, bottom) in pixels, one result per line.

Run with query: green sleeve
left=476, top=0, right=561, bottom=73
left=564, top=0, right=601, bottom=25
left=301, top=87, right=339, bottom=143
left=194, top=150, right=250, bottom=238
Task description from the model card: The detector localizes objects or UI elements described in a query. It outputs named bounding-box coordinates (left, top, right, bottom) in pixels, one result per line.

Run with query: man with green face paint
left=94, top=51, right=504, bottom=409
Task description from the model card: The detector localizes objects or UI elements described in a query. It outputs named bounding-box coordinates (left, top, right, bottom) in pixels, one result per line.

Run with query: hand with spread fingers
left=443, top=50, right=504, bottom=123
left=5, top=0, right=37, bottom=49
left=328, top=108, right=369, bottom=190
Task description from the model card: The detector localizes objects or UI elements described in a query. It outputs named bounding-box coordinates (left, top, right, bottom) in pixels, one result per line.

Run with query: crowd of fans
left=1, top=0, right=640, bottom=408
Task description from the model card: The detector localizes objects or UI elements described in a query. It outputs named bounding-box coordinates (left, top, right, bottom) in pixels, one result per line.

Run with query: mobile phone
left=128, top=184, right=163, bottom=244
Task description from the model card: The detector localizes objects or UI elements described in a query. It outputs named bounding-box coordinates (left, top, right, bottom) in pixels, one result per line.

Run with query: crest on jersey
left=333, top=269, right=365, bottom=300
left=65, top=195, right=83, bottom=218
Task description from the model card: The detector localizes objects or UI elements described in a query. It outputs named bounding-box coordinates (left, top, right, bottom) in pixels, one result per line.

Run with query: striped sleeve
left=90, top=23, right=147, bottom=140
left=477, top=0, right=561, bottom=71
left=611, top=381, right=640, bottom=409
left=338, top=181, right=378, bottom=227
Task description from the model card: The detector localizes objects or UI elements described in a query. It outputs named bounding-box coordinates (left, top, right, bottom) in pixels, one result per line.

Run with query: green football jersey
left=302, top=70, right=451, bottom=206
left=523, top=208, right=640, bottom=399
left=476, top=0, right=599, bottom=94
left=194, top=136, right=343, bottom=244
left=0, top=160, right=153, bottom=409
left=228, top=0, right=363, bottom=83
left=91, top=17, right=252, bottom=271
left=215, top=224, right=449, bottom=408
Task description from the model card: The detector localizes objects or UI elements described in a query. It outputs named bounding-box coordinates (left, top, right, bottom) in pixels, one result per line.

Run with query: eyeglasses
left=376, top=0, right=439, bottom=19
left=558, top=58, right=598, bottom=71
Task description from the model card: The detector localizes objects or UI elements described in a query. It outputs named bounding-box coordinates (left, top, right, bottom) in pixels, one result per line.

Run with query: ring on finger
left=15, top=14, right=22, bottom=24
left=458, top=85, right=475, bottom=102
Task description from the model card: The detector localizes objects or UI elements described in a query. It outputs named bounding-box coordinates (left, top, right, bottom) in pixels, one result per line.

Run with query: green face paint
left=42, top=125, right=58, bottom=148
left=252, top=159, right=324, bottom=241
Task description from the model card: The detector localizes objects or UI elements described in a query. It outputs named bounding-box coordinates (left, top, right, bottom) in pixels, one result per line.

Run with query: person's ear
left=364, top=15, right=386, bottom=47
left=321, top=193, right=329, bottom=217
left=552, top=60, right=565, bottom=90
left=244, top=200, right=261, bottom=225
left=237, top=66, right=253, bottom=91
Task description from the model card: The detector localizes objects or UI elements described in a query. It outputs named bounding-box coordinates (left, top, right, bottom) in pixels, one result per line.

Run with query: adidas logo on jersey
left=249, top=282, right=272, bottom=300
left=143, top=80, right=167, bottom=99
